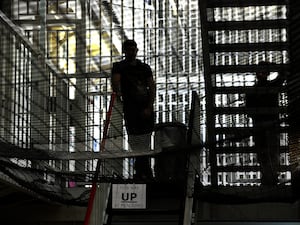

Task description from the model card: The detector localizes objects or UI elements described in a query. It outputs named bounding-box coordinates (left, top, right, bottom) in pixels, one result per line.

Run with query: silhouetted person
left=111, top=39, right=155, bottom=179
left=246, top=61, right=284, bottom=186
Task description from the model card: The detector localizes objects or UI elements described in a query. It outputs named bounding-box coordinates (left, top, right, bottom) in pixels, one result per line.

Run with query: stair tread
left=207, top=19, right=287, bottom=30
left=207, top=0, right=287, bottom=7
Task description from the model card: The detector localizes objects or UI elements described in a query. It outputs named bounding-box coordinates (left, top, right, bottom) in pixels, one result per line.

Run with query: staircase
left=106, top=181, right=185, bottom=225
left=199, top=0, right=290, bottom=186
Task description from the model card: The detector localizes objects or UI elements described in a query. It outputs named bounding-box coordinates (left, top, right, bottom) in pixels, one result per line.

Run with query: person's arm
left=272, top=70, right=285, bottom=87
left=147, top=75, right=156, bottom=108
left=111, top=63, right=122, bottom=96
left=142, top=75, right=155, bottom=118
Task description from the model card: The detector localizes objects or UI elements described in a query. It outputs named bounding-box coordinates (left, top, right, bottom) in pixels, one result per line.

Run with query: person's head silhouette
left=122, top=40, right=138, bottom=62
left=256, top=61, right=271, bottom=82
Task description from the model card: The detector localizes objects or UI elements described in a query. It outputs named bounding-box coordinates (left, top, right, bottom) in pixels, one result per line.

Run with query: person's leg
left=134, top=156, right=153, bottom=179
left=264, top=127, right=280, bottom=185
left=255, top=123, right=279, bottom=186
left=128, top=133, right=153, bottom=179
left=254, top=122, right=269, bottom=185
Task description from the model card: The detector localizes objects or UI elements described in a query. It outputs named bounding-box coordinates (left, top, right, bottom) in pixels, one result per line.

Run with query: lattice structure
left=199, top=0, right=290, bottom=186
left=0, top=0, right=298, bottom=207
left=0, top=0, right=204, bottom=204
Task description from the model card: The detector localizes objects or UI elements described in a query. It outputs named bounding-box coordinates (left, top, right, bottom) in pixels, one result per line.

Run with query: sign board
left=112, top=184, right=146, bottom=209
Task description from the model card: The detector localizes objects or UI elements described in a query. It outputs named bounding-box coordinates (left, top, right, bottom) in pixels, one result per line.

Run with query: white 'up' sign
left=112, top=184, right=146, bottom=209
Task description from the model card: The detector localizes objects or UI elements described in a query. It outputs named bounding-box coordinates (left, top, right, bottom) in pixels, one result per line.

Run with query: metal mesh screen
left=0, top=0, right=203, bottom=203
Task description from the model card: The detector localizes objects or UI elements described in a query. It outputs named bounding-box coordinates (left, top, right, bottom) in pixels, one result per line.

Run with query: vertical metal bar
left=143, top=0, right=146, bottom=63
left=22, top=42, right=26, bottom=147
left=109, top=0, right=113, bottom=72
left=154, top=0, right=157, bottom=122
left=176, top=0, right=179, bottom=122
left=26, top=42, right=30, bottom=149
left=13, top=37, right=17, bottom=145
left=74, top=0, right=87, bottom=171
left=199, top=0, right=217, bottom=186
left=121, top=0, right=124, bottom=41
left=132, top=0, right=134, bottom=40
left=164, top=0, right=169, bottom=122
left=99, top=0, right=103, bottom=144
left=39, top=0, right=46, bottom=54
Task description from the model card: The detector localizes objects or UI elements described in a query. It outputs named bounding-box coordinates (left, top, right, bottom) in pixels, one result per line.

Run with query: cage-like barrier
left=0, top=0, right=299, bottom=209
left=0, top=14, right=202, bottom=203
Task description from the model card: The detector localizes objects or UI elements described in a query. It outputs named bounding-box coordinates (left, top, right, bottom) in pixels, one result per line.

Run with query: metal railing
left=0, top=10, right=108, bottom=204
